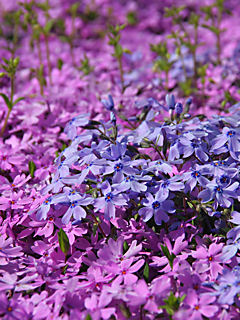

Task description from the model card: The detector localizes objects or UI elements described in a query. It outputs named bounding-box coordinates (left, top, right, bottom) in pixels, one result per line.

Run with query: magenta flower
left=192, top=242, right=224, bottom=279
left=183, top=290, right=219, bottom=320
left=104, top=256, right=144, bottom=285
left=0, top=236, right=23, bottom=259
left=84, top=291, right=115, bottom=320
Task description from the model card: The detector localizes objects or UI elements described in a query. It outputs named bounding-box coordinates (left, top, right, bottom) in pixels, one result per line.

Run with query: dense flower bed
left=0, top=0, right=240, bottom=319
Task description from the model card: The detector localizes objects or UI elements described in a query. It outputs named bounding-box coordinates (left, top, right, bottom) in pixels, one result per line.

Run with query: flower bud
left=165, top=94, right=175, bottom=110
left=175, top=102, right=183, bottom=115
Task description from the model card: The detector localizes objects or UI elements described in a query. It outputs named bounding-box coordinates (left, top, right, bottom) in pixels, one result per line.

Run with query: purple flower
left=180, top=137, right=209, bottom=162
left=103, top=158, right=138, bottom=184
left=64, top=113, right=90, bottom=140
left=35, top=195, right=63, bottom=221
left=211, top=127, right=240, bottom=160
left=139, top=192, right=175, bottom=225
left=61, top=195, right=94, bottom=224
left=183, top=290, right=218, bottom=319
left=165, top=94, right=176, bottom=110
left=158, top=176, right=185, bottom=201
left=104, top=256, right=144, bottom=285
left=198, top=181, right=239, bottom=209
left=84, top=291, right=115, bottom=320
left=183, top=165, right=210, bottom=192
left=97, top=237, right=142, bottom=265
left=208, top=268, right=240, bottom=305
left=101, top=94, right=114, bottom=111
left=175, top=102, right=183, bottom=115
left=0, top=236, right=23, bottom=259
left=147, top=159, right=172, bottom=175
left=221, top=231, right=240, bottom=262
left=94, top=181, right=127, bottom=220
left=113, top=174, right=151, bottom=193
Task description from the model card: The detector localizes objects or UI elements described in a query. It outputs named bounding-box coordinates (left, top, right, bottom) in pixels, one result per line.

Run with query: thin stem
left=193, top=26, right=198, bottom=82
left=118, top=57, right=124, bottom=93
left=216, top=11, right=222, bottom=65
left=87, top=209, right=107, bottom=238
left=10, top=76, right=14, bottom=104
left=0, top=108, right=11, bottom=137
left=44, top=35, right=52, bottom=85
left=165, top=70, right=169, bottom=91
left=70, top=14, right=76, bottom=66
left=36, top=37, right=43, bottom=66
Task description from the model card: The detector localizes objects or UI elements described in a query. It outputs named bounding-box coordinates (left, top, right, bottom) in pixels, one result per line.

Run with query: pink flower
left=192, top=242, right=224, bottom=279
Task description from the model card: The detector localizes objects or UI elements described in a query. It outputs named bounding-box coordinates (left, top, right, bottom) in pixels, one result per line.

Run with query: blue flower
left=94, top=180, right=127, bottom=220
left=198, top=181, right=239, bottom=209
left=138, top=192, right=175, bottom=225
left=101, top=94, right=114, bottom=111
left=64, top=113, right=90, bottom=140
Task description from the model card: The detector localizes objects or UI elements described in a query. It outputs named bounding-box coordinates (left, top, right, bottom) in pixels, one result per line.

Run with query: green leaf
left=13, top=57, right=20, bottom=68
left=13, top=96, right=25, bottom=106
left=85, top=315, right=92, bottom=320
left=0, top=93, right=12, bottom=109
left=44, top=19, right=54, bottom=34
left=143, top=262, right=149, bottom=282
left=119, top=303, right=131, bottom=318
left=28, top=160, right=36, bottom=178
left=187, top=201, right=194, bottom=209
left=160, top=244, right=176, bottom=269
left=58, top=228, right=70, bottom=255
left=57, top=58, right=63, bottom=70
left=202, top=24, right=219, bottom=34
left=123, top=241, right=129, bottom=254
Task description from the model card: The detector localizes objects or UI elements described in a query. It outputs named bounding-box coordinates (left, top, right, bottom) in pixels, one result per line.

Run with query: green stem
left=0, top=108, right=11, bottom=137
left=165, top=70, right=169, bottom=91
left=10, top=76, right=14, bottom=104
left=87, top=209, right=107, bottom=238
left=193, top=26, right=198, bottom=82
left=44, top=35, right=52, bottom=85
left=70, top=15, right=76, bottom=66
left=118, top=56, right=124, bottom=93
left=36, top=37, right=43, bottom=66
left=216, top=8, right=222, bottom=65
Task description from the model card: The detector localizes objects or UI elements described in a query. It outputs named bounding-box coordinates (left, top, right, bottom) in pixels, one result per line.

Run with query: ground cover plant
left=0, top=0, right=240, bottom=319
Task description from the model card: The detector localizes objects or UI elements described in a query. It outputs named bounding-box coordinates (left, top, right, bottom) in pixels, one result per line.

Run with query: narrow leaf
left=0, top=93, right=12, bottom=109
left=58, top=228, right=70, bottom=255
left=13, top=96, right=25, bottom=106
left=143, top=262, right=149, bottom=282
left=28, top=160, right=36, bottom=178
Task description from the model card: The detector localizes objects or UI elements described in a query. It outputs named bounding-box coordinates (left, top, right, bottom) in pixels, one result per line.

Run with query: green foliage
left=107, top=24, right=126, bottom=91
left=58, top=228, right=70, bottom=256
left=164, top=5, right=186, bottom=20
left=160, top=244, right=176, bottom=269
left=123, top=240, right=129, bottom=254
left=159, top=292, right=186, bottom=317
left=119, top=303, right=131, bottom=318
left=108, top=24, right=126, bottom=59
left=28, top=161, right=36, bottom=178
left=126, top=11, right=138, bottom=25
left=0, top=93, right=12, bottom=110
left=79, top=54, right=94, bottom=75
left=57, top=58, right=63, bottom=70
left=85, top=315, right=92, bottom=320
left=143, top=262, right=149, bottom=282
left=1, top=57, right=19, bottom=79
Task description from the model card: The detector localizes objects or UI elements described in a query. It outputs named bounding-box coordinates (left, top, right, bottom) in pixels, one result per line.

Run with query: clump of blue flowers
left=32, top=95, right=240, bottom=251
